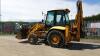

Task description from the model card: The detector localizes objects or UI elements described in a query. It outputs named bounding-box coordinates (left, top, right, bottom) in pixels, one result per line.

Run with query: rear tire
left=47, top=30, right=65, bottom=48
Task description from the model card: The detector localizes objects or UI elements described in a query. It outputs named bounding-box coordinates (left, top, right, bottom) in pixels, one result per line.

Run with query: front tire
left=47, top=30, right=65, bottom=48
left=28, top=34, right=38, bottom=44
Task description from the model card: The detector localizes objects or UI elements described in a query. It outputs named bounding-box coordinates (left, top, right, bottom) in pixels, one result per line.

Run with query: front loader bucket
left=16, top=32, right=27, bottom=39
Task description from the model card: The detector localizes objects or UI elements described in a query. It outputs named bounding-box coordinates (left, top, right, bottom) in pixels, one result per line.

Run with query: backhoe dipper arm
left=73, top=0, right=83, bottom=41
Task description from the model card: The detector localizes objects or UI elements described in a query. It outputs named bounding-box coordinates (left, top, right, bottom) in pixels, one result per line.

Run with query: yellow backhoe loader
left=16, top=0, right=84, bottom=47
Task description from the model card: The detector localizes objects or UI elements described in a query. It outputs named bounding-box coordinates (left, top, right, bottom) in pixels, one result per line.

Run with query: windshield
left=45, top=12, right=54, bottom=26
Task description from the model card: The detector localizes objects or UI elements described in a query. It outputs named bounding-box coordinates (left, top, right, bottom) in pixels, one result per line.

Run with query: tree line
left=84, top=14, right=100, bottom=21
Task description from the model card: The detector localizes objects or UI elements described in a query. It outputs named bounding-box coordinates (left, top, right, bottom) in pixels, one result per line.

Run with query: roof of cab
left=48, top=9, right=70, bottom=12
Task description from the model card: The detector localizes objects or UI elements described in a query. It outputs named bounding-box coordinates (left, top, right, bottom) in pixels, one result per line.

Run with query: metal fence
left=84, top=28, right=100, bottom=37
left=0, top=22, right=33, bottom=34
left=0, top=22, right=16, bottom=34
left=84, top=20, right=100, bottom=38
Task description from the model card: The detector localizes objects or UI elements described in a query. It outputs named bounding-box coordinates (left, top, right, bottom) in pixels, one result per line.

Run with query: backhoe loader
left=16, top=0, right=84, bottom=47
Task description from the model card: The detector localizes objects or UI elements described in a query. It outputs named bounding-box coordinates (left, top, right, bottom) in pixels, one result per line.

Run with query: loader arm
left=27, top=23, right=45, bottom=38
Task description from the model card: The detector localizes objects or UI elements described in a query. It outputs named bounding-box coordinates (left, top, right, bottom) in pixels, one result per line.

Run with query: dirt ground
left=0, top=35, right=100, bottom=56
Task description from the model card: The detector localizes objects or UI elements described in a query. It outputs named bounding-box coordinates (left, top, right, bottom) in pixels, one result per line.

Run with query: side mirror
left=41, top=19, right=45, bottom=23
left=42, top=19, right=44, bottom=22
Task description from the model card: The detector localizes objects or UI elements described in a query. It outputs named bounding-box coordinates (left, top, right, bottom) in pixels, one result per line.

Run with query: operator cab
left=45, top=9, right=70, bottom=27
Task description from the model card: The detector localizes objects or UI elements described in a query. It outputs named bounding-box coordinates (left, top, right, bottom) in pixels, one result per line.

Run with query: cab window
left=45, top=12, right=54, bottom=26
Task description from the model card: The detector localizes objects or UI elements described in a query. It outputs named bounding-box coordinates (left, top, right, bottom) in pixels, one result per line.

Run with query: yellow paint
left=50, top=26, right=65, bottom=30
left=65, top=26, right=71, bottom=42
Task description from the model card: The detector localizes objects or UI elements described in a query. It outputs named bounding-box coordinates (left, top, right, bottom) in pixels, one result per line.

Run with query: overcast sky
left=1, top=0, right=100, bottom=22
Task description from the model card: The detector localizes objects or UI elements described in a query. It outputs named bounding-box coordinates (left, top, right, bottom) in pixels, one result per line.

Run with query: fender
left=49, top=26, right=66, bottom=31
left=49, top=26, right=72, bottom=43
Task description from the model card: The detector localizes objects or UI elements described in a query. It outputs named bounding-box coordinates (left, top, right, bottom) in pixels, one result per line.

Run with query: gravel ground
left=0, top=35, right=100, bottom=56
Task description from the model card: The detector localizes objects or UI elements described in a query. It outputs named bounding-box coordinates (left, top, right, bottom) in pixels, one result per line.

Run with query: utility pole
left=0, top=14, right=1, bottom=34
left=0, top=0, right=2, bottom=34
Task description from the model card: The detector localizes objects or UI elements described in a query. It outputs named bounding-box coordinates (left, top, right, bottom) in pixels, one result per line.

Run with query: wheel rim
left=51, top=35, right=60, bottom=44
